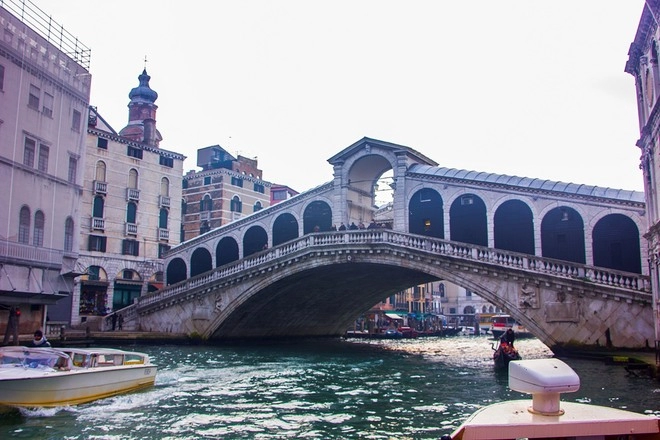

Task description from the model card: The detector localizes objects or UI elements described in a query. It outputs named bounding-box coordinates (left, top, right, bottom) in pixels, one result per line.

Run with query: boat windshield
left=0, top=347, right=72, bottom=371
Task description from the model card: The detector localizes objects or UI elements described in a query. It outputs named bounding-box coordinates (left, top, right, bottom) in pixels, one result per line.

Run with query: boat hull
left=0, top=365, right=157, bottom=407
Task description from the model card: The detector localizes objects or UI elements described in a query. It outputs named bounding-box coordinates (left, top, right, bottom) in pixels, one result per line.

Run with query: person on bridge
left=501, top=328, right=515, bottom=347
left=338, top=223, right=347, bottom=231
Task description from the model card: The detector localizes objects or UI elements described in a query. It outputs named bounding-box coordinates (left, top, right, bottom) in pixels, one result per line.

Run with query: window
left=126, top=202, right=137, bottom=224
left=23, top=138, right=35, bottom=167
left=28, top=84, right=40, bottom=109
left=18, top=206, right=30, bottom=244
left=71, top=109, right=81, bottom=131
left=254, top=183, right=265, bottom=194
left=231, top=176, right=243, bottom=187
left=254, top=201, right=263, bottom=212
left=95, top=161, right=106, bottom=181
left=127, top=146, right=143, bottom=159
left=68, top=157, right=77, bottom=183
left=273, top=190, right=287, bottom=201
left=93, top=196, right=104, bottom=218
left=159, top=156, right=174, bottom=167
left=200, top=221, right=210, bottom=235
left=204, top=176, right=211, bottom=185
left=42, top=92, right=53, bottom=118
left=122, top=239, right=139, bottom=256
left=88, top=265, right=101, bottom=280
left=0, top=64, right=4, bottom=90
left=33, top=210, right=44, bottom=247
left=182, top=179, right=188, bottom=189
left=38, top=145, right=49, bottom=172
left=88, top=235, right=107, bottom=252
left=200, top=195, right=212, bottom=211
left=181, top=200, right=187, bottom=215
left=230, top=196, right=242, bottom=213
left=161, top=177, right=170, bottom=197
left=97, top=138, right=108, bottom=149
left=64, top=217, right=74, bottom=252
left=159, top=209, right=168, bottom=229
left=128, top=169, right=138, bottom=189
left=158, top=244, right=171, bottom=258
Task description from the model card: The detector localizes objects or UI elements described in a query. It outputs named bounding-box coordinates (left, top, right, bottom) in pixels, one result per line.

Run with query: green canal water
left=0, top=336, right=658, bottom=439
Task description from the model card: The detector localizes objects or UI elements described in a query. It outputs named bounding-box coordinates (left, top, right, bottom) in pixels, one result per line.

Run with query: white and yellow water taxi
left=448, top=358, right=660, bottom=439
left=0, top=346, right=157, bottom=408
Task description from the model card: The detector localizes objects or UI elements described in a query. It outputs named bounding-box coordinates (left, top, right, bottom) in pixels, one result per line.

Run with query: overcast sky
left=30, top=1, right=647, bottom=193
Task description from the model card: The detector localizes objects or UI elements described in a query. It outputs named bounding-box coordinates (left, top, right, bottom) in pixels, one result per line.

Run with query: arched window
left=161, top=177, right=170, bottom=196
left=64, top=217, right=74, bottom=252
left=93, top=196, right=104, bottom=218
left=231, top=196, right=242, bottom=213
left=95, top=160, right=106, bottom=181
left=253, top=201, right=263, bottom=212
left=128, top=168, right=138, bottom=189
left=126, top=202, right=137, bottom=224
left=18, top=206, right=30, bottom=244
left=200, top=194, right=212, bottom=212
left=159, top=208, right=168, bottom=229
left=33, top=210, right=45, bottom=247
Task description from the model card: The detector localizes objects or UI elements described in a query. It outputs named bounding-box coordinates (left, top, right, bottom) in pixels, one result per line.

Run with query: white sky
left=31, top=1, right=647, bottom=193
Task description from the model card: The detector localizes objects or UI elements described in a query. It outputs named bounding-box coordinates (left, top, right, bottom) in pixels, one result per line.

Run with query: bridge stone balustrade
left=119, top=230, right=653, bottom=351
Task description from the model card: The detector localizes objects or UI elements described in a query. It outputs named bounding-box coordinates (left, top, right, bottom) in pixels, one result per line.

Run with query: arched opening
left=408, top=188, right=444, bottom=238
left=243, top=225, right=268, bottom=257
left=166, top=258, right=187, bottom=285
left=449, top=194, right=487, bottom=246
left=592, top=214, right=641, bottom=273
left=190, top=247, right=213, bottom=277
left=216, top=237, right=240, bottom=268
left=494, top=199, right=534, bottom=254
left=541, top=206, right=585, bottom=264
left=273, top=213, right=299, bottom=246
left=79, top=265, right=108, bottom=316
left=303, top=201, right=332, bottom=233
left=113, top=269, right=142, bottom=310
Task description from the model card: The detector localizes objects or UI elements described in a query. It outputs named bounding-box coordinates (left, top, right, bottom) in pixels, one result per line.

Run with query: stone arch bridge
left=121, top=138, right=653, bottom=351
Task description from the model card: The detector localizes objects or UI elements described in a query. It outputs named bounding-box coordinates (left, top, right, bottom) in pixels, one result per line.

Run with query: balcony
left=126, top=188, right=140, bottom=202
left=200, top=211, right=210, bottom=221
left=93, top=180, right=107, bottom=195
left=125, top=222, right=138, bottom=236
left=159, top=195, right=171, bottom=208
left=91, top=217, right=105, bottom=231
left=158, top=228, right=169, bottom=241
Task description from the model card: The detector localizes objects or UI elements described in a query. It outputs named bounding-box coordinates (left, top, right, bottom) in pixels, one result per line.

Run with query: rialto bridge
left=120, top=137, right=653, bottom=351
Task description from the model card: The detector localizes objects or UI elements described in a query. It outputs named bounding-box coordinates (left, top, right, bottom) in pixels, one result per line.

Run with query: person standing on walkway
left=2, top=306, right=20, bottom=346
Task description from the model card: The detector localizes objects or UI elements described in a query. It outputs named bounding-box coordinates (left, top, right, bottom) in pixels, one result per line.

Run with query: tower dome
left=119, top=69, right=162, bottom=147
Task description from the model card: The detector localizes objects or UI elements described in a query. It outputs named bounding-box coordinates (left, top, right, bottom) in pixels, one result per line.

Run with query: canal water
left=0, top=335, right=658, bottom=439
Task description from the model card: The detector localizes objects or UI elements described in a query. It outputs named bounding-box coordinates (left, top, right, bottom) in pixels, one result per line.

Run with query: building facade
left=0, top=0, right=91, bottom=338
left=72, top=70, right=185, bottom=326
left=182, top=146, right=271, bottom=241
left=625, top=0, right=660, bottom=347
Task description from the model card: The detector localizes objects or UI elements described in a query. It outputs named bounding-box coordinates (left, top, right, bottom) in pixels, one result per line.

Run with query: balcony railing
left=159, top=195, right=171, bottom=208
left=126, top=188, right=140, bottom=202
left=93, top=180, right=107, bottom=195
left=125, top=222, right=138, bottom=236
left=0, top=238, right=64, bottom=269
left=200, top=211, right=210, bottom=221
left=91, top=217, right=105, bottom=230
left=158, top=228, right=169, bottom=241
